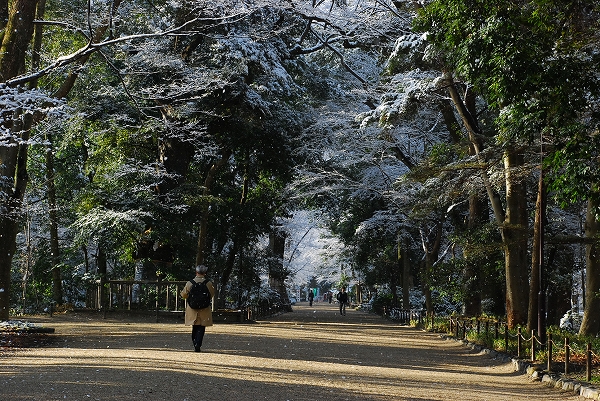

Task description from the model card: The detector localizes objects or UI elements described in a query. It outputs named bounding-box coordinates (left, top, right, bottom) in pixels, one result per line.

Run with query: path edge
left=439, top=334, right=600, bottom=400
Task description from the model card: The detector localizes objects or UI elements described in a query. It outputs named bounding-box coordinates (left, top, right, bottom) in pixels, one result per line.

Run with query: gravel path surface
left=0, top=302, right=585, bottom=401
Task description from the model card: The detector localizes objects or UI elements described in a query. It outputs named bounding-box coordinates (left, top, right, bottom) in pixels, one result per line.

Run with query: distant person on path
left=308, top=289, right=314, bottom=306
left=181, top=264, right=215, bottom=352
left=328, top=292, right=333, bottom=304
left=337, top=287, right=348, bottom=315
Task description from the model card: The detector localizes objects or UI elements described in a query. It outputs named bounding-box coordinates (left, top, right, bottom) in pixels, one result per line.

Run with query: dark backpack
left=187, top=279, right=211, bottom=309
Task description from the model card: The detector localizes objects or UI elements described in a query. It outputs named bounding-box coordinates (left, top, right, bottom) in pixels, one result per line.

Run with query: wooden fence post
left=155, top=280, right=160, bottom=322
left=531, top=330, right=536, bottom=362
left=565, top=337, right=570, bottom=375
left=504, top=324, right=508, bottom=352
left=517, top=327, right=522, bottom=358
left=587, top=343, right=592, bottom=382
left=100, top=277, right=107, bottom=319
left=547, top=333, right=552, bottom=371
left=108, top=282, right=114, bottom=309
left=128, top=283, right=132, bottom=310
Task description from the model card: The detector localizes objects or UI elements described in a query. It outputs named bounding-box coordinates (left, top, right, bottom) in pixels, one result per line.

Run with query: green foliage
left=427, top=143, right=460, bottom=167
left=10, top=239, right=54, bottom=314
left=548, top=133, right=600, bottom=209
left=370, top=291, right=394, bottom=314
left=421, top=1, right=588, bottom=104
left=9, top=0, right=600, bottom=322
left=415, top=0, right=600, bottom=207
left=6, top=0, right=337, bottom=315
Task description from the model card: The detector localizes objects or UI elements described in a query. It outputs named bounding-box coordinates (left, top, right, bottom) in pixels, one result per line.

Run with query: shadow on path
left=0, top=303, right=584, bottom=401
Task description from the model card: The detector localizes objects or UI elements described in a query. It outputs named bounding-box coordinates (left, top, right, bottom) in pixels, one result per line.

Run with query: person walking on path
left=0, top=303, right=585, bottom=401
left=337, top=287, right=348, bottom=315
left=308, top=289, right=314, bottom=306
left=180, top=264, right=215, bottom=352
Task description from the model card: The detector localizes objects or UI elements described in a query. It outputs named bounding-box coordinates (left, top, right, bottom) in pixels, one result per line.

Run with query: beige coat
left=180, top=275, right=215, bottom=326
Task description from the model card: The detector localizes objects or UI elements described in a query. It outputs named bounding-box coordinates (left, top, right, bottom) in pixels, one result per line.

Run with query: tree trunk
left=579, top=198, right=600, bottom=336
left=390, top=270, right=399, bottom=307
left=216, top=239, right=238, bottom=309
left=195, top=150, right=232, bottom=265
left=391, top=241, right=400, bottom=307
left=0, top=218, right=19, bottom=320
left=0, top=0, right=39, bottom=322
left=444, top=73, right=505, bottom=224
left=440, top=84, right=485, bottom=316
left=527, top=171, right=544, bottom=332
left=423, top=277, right=432, bottom=315
left=462, top=193, right=486, bottom=316
left=29, top=0, right=46, bottom=89
left=444, top=73, right=530, bottom=328
left=502, top=148, right=529, bottom=328
left=545, top=247, right=570, bottom=326
left=268, top=227, right=291, bottom=310
left=46, top=137, right=63, bottom=305
left=461, top=88, right=487, bottom=316
left=421, top=220, right=442, bottom=316
left=155, top=135, right=195, bottom=195
left=0, top=0, right=37, bottom=82
left=32, top=1, right=63, bottom=305
left=216, top=167, right=250, bottom=308
left=402, top=237, right=411, bottom=309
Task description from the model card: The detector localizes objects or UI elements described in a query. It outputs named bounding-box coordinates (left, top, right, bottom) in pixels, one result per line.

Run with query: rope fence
left=444, top=315, right=599, bottom=383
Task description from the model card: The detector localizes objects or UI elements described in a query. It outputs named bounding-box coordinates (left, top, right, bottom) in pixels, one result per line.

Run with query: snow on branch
left=70, top=207, right=150, bottom=243
left=0, top=85, right=66, bottom=140
left=5, top=12, right=252, bottom=88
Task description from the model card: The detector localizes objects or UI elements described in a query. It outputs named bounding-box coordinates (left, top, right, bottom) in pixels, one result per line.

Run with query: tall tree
left=581, top=199, right=600, bottom=334
left=413, top=0, right=600, bottom=328
left=0, top=0, right=40, bottom=320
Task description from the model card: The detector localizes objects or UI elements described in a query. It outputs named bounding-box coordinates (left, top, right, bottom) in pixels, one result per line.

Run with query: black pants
left=192, top=325, right=206, bottom=348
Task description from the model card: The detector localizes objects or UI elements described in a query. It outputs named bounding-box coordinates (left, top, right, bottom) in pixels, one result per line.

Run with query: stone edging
left=440, top=334, right=600, bottom=400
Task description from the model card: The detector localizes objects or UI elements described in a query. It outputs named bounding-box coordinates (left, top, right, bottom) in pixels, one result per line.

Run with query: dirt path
left=0, top=303, right=585, bottom=401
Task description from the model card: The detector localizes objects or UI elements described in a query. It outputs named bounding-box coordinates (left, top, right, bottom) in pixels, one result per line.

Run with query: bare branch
left=6, top=12, right=250, bottom=88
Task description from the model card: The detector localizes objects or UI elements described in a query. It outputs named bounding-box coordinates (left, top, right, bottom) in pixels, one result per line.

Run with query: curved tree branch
left=6, top=12, right=249, bottom=87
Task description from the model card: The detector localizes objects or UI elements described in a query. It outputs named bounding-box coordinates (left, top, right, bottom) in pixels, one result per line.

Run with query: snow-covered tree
left=414, top=0, right=600, bottom=330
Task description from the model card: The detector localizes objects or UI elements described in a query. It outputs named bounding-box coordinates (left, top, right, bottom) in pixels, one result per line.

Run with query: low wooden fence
left=86, top=279, right=292, bottom=322
left=382, top=306, right=426, bottom=325
left=88, top=279, right=188, bottom=312
left=448, top=315, right=600, bottom=382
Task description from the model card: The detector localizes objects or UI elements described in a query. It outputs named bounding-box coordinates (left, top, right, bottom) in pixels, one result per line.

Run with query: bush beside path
left=0, top=303, right=585, bottom=401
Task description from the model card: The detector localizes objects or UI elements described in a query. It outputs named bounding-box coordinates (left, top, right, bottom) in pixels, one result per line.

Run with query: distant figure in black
left=337, top=287, right=348, bottom=315
left=308, top=289, right=314, bottom=306
left=328, top=292, right=333, bottom=304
